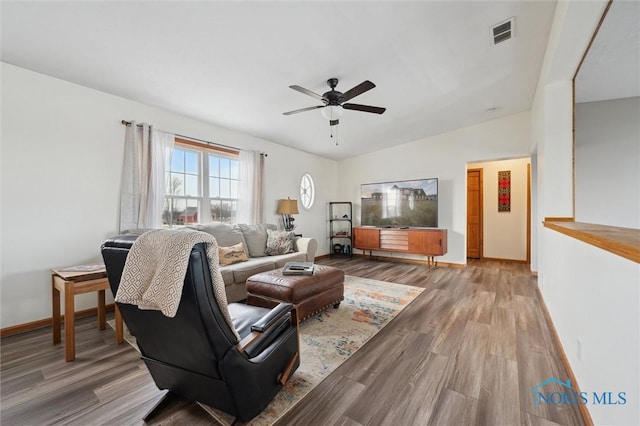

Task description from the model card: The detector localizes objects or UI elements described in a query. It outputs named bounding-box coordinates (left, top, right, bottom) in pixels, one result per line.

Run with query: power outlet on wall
left=577, top=338, right=583, bottom=362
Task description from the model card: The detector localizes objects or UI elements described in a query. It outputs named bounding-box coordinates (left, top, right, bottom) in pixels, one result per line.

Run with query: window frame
left=164, top=137, right=240, bottom=227
left=300, top=172, right=315, bottom=209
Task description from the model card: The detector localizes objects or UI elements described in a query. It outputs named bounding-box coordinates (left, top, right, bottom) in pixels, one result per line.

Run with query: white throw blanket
left=115, top=229, right=239, bottom=340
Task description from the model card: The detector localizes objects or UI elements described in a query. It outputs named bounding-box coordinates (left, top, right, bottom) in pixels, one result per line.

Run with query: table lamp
left=276, top=198, right=299, bottom=231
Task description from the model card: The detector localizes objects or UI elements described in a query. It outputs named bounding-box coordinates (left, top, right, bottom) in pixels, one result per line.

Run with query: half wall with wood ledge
left=543, top=219, right=640, bottom=264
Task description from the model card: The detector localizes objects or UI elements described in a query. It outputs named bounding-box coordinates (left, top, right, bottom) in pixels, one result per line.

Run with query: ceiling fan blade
left=283, top=105, right=325, bottom=115
left=289, top=85, right=325, bottom=101
left=343, top=103, right=386, bottom=114
left=341, top=80, right=376, bottom=102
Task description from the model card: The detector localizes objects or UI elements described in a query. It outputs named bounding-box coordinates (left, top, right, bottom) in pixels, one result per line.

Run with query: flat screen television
left=361, top=178, right=438, bottom=228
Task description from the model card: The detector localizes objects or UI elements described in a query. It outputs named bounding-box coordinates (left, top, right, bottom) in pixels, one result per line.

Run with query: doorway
left=467, top=158, right=531, bottom=262
left=467, top=168, right=483, bottom=259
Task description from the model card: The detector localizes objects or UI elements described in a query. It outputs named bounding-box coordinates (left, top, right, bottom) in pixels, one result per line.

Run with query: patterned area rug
left=110, top=275, right=423, bottom=425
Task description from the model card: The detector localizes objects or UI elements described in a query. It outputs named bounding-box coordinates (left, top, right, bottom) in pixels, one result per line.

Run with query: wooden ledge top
left=543, top=219, right=640, bottom=264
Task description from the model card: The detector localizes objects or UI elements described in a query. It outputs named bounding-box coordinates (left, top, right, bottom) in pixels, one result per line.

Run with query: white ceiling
left=574, top=0, right=640, bottom=104
left=1, top=1, right=558, bottom=160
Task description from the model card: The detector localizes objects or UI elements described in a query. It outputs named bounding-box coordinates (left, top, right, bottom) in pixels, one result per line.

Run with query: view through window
left=164, top=142, right=239, bottom=226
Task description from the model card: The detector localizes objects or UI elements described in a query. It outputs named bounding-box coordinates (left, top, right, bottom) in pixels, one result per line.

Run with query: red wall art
left=498, top=170, right=511, bottom=212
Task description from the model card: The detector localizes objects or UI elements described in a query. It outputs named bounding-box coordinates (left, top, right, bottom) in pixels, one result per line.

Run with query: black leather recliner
left=101, top=234, right=300, bottom=423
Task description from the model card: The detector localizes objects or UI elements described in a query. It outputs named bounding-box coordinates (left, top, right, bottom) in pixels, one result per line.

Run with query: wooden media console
left=353, top=227, right=447, bottom=268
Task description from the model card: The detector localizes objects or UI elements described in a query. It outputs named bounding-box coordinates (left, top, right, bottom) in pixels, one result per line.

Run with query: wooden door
left=467, top=169, right=482, bottom=259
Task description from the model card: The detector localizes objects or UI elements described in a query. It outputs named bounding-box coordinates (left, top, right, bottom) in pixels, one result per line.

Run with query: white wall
left=542, top=80, right=575, bottom=218
left=532, top=1, right=640, bottom=424
left=337, top=111, right=532, bottom=265
left=1, top=63, right=337, bottom=329
left=530, top=152, right=538, bottom=271
left=542, top=229, right=639, bottom=424
left=575, top=97, right=640, bottom=228
left=468, top=157, right=530, bottom=261
left=529, top=0, right=609, bottom=271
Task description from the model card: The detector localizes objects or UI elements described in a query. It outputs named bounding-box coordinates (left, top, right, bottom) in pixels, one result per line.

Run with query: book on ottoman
left=282, top=261, right=314, bottom=275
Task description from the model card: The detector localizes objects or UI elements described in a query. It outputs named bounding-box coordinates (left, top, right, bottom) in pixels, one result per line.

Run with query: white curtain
left=119, top=121, right=174, bottom=231
left=237, top=150, right=264, bottom=224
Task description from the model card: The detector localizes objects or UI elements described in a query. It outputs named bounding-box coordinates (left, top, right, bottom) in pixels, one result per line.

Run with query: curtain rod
left=120, top=120, right=267, bottom=156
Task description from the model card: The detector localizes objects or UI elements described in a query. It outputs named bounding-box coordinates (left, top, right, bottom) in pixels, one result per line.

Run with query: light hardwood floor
left=0, top=258, right=584, bottom=425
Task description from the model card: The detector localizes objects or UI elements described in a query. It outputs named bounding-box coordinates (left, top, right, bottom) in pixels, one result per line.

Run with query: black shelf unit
left=329, top=201, right=353, bottom=259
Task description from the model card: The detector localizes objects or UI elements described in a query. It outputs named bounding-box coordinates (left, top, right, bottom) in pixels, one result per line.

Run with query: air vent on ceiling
left=491, top=17, right=515, bottom=45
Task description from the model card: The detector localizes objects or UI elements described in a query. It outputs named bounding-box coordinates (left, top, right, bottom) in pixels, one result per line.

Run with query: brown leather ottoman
left=246, top=265, right=345, bottom=320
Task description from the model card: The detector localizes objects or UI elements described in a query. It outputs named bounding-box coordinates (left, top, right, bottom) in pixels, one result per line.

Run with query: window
left=164, top=140, right=239, bottom=227
left=300, top=173, right=315, bottom=209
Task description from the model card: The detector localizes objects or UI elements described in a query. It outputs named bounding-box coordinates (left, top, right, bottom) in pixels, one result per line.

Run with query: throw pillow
left=193, top=223, right=247, bottom=248
left=264, top=229, right=295, bottom=255
left=237, top=224, right=277, bottom=257
left=218, top=242, right=249, bottom=266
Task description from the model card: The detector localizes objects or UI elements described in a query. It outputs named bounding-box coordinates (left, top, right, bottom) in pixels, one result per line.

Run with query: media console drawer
left=379, top=229, right=409, bottom=251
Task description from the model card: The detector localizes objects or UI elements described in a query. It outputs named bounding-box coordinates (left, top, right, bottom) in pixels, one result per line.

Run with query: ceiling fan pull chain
left=330, top=125, right=338, bottom=145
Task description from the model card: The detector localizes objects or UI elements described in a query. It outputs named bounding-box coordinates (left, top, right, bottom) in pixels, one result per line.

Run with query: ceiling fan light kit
left=284, top=78, right=386, bottom=129
left=320, top=105, right=343, bottom=122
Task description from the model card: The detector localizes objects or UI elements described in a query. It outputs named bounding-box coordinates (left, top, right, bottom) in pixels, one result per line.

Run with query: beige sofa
left=194, top=223, right=317, bottom=302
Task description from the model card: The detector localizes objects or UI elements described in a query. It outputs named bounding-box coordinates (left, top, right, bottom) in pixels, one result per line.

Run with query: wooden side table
left=52, top=265, right=123, bottom=361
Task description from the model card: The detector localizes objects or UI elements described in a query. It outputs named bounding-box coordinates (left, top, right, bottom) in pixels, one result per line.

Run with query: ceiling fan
left=283, top=78, right=386, bottom=126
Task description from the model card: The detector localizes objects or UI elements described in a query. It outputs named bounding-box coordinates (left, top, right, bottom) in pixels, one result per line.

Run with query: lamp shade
left=277, top=199, right=299, bottom=215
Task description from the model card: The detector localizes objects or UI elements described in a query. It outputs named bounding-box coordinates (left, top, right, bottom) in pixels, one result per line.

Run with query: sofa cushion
left=237, top=224, right=277, bottom=257
left=220, top=258, right=275, bottom=287
left=227, top=257, right=276, bottom=285
left=218, top=242, right=249, bottom=266
left=264, top=229, right=295, bottom=255
left=219, top=267, right=235, bottom=287
left=269, top=251, right=307, bottom=268
left=194, top=223, right=247, bottom=248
